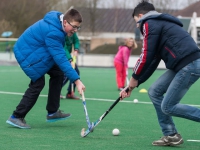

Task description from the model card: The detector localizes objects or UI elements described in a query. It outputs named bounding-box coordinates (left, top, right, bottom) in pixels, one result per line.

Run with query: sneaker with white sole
left=152, top=134, right=183, bottom=146
left=6, top=116, right=31, bottom=129
left=46, top=110, right=71, bottom=122
left=60, top=95, right=65, bottom=99
left=66, top=93, right=80, bottom=100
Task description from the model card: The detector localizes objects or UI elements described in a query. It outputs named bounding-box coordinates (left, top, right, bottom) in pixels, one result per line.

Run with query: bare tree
left=184, top=0, right=200, bottom=6
left=52, top=0, right=89, bottom=12
left=108, top=0, right=138, bottom=32
left=98, top=0, right=199, bottom=10
left=88, top=0, right=100, bottom=35
left=149, top=0, right=199, bottom=12
left=53, top=0, right=100, bottom=35
left=0, top=0, right=59, bottom=37
left=0, top=20, right=17, bottom=38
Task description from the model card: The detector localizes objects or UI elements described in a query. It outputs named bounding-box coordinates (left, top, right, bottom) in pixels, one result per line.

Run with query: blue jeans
left=148, top=58, right=200, bottom=136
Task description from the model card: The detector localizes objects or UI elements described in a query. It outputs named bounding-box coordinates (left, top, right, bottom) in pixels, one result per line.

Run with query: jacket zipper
left=28, top=59, right=42, bottom=67
left=164, top=47, right=176, bottom=58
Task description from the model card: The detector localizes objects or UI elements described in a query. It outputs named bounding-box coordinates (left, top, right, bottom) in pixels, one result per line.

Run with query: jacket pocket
left=164, top=47, right=176, bottom=58
left=191, top=73, right=200, bottom=77
left=28, top=59, right=42, bottom=67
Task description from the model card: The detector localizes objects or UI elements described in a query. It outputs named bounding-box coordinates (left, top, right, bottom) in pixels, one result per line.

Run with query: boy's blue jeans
left=148, top=58, right=200, bottom=136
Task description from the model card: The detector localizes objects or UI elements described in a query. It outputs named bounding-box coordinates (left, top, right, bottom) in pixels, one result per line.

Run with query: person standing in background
left=60, top=32, right=80, bottom=100
left=114, top=38, right=137, bottom=91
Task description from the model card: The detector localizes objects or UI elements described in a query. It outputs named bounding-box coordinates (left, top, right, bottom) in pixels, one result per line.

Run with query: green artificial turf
left=0, top=66, right=200, bottom=150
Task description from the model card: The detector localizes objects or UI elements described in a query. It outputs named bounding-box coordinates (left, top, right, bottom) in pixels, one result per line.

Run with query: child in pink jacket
left=114, top=38, right=137, bottom=91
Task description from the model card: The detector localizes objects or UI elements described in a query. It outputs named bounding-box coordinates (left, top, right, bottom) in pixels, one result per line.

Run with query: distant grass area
left=88, top=41, right=142, bottom=55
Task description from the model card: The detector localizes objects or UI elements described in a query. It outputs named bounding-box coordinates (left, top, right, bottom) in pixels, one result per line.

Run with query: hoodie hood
left=138, top=11, right=183, bottom=30
left=139, top=11, right=162, bottom=21
left=43, top=11, right=63, bottom=30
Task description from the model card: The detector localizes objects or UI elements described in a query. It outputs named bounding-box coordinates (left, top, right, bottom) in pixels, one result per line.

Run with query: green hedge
left=0, top=41, right=15, bottom=52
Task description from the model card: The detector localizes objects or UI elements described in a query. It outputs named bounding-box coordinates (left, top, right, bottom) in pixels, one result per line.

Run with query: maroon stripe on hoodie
left=134, top=22, right=149, bottom=75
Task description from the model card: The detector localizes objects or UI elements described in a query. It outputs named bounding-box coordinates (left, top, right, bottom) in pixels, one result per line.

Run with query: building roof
left=178, top=18, right=191, bottom=31
left=78, top=7, right=136, bottom=33
left=173, top=1, right=200, bottom=17
left=77, top=7, right=191, bottom=34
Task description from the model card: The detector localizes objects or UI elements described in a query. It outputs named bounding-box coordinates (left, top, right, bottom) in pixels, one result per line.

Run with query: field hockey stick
left=126, top=69, right=129, bottom=85
left=81, top=91, right=94, bottom=130
left=71, top=55, right=76, bottom=93
left=81, top=88, right=129, bottom=137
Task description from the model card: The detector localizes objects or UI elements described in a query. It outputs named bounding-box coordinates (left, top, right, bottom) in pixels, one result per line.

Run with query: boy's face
left=63, top=20, right=81, bottom=37
left=134, top=14, right=143, bottom=28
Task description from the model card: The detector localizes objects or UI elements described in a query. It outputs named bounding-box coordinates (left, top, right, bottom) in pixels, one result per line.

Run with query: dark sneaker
left=66, top=93, right=80, bottom=100
left=46, top=110, right=71, bottom=122
left=6, top=116, right=31, bottom=129
left=152, top=134, right=183, bottom=146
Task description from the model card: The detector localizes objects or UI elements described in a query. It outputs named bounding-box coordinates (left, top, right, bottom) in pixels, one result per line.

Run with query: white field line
left=0, top=70, right=21, bottom=72
left=187, top=140, right=200, bottom=142
left=0, top=91, right=200, bottom=107
left=0, top=91, right=151, bottom=104
left=85, top=97, right=152, bottom=104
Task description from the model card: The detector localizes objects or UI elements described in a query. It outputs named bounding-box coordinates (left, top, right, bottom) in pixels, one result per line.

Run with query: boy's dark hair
left=64, top=9, right=83, bottom=23
left=132, top=0, right=155, bottom=17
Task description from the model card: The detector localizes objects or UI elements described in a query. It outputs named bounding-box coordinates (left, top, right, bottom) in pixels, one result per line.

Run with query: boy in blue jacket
left=120, top=0, right=200, bottom=146
left=6, top=9, right=85, bottom=129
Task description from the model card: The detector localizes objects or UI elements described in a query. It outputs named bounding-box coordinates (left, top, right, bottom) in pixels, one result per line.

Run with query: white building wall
left=0, top=52, right=166, bottom=69
left=77, top=54, right=166, bottom=69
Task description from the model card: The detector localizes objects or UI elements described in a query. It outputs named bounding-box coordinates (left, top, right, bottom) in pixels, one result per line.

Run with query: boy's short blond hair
left=64, top=9, right=83, bottom=23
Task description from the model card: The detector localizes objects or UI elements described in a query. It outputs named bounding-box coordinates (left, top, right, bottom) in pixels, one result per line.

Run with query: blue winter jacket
left=14, top=11, right=79, bottom=82
left=132, top=11, right=200, bottom=86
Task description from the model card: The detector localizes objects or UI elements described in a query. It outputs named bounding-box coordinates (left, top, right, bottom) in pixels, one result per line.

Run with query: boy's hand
left=120, top=77, right=138, bottom=99
left=74, top=79, right=85, bottom=95
left=71, top=61, right=75, bottom=69
left=73, top=50, right=78, bottom=57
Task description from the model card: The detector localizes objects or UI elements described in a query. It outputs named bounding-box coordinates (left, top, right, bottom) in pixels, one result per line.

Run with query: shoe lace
left=161, top=135, right=177, bottom=143
left=57, top=110, right=64, bottom=114
left=159, top=136, right=168, bottom=142
left=19, top=118, right=26, bottom=124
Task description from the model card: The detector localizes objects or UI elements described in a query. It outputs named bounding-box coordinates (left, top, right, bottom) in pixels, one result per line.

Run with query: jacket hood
left=138, top=11, right=183, bottom=29
left=43, top=11, right=63, bottom=30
